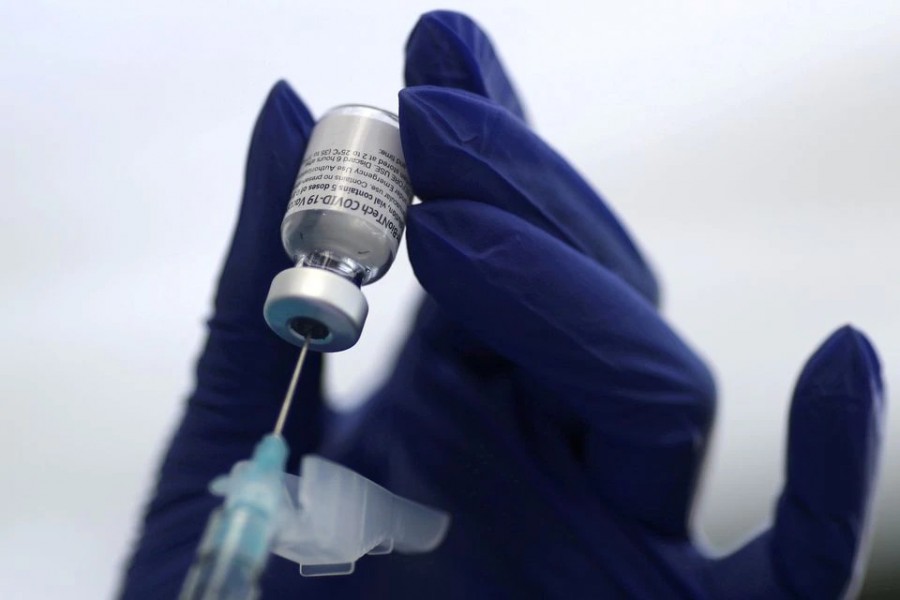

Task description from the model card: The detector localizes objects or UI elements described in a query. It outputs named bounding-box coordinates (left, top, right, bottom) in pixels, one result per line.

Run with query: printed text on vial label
left=287, top=148, right=412, bottom=241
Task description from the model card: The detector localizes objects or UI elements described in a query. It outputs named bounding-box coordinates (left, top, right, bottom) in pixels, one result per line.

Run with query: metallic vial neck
left=298, top=251, right=366, bottom=286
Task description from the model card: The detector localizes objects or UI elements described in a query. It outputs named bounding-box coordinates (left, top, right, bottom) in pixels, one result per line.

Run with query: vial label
left=286, top=113, right=413, bottom=242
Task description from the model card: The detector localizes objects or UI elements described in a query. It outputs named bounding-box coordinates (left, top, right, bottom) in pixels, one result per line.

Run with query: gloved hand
left=120, top=11, right=885, bottom=599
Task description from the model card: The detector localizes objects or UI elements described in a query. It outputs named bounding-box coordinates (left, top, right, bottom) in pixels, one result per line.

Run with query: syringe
left=179, top=338, right=312, bottom=600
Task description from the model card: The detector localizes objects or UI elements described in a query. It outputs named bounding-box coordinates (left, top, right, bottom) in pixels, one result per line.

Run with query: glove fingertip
left=405, top=10, right=526, bottom=119
left=405, top=12, right=489, bottom=95
left=250, top=80, right=315, bottom=161
left=794, top=324, right=884, bottom=414
left=242, top=79, right=315, bottom=222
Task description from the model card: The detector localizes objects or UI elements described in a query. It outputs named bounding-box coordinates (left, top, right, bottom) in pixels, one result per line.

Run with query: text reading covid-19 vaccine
left=264, top=105, right=414, bottom=351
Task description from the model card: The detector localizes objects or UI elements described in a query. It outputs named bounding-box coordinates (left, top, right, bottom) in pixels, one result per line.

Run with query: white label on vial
left=286, top=113, right=413, bottom=242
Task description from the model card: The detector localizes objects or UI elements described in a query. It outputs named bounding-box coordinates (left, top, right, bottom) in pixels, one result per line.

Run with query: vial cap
left=264, top=267, right=368, bottom=352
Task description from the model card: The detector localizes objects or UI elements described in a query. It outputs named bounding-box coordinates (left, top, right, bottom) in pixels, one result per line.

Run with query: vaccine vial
left=264, top=105, right=413, bottom=352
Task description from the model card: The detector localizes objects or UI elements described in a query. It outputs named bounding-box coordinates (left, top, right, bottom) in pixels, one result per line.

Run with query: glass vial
left=264, top=105, right=413, bottom=352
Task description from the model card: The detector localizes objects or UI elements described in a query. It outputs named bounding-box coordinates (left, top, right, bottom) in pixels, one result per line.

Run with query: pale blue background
left=2, top=1, right=898, bottom=597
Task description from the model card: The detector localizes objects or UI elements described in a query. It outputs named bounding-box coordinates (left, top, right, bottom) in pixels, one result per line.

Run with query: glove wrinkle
left=400, top=86, right=661, bottom=306
left=407, top=200, right=714, bottom=422
left=407, top=199, right=717, bottom=538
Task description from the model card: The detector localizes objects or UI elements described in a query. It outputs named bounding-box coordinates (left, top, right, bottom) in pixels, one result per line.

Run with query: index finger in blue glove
left=400, top=10, right=532, bottom=362
left=406, top=199, right=715, bottom=534
left=711, top=326, right=884, bottom=599
left=400, top=86, right=660, bottom=306
left=405, top=10, right=526, bottom=121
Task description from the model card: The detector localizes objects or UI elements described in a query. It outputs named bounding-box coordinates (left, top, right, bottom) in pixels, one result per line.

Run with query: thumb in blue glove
left=119, top=81, right=329, bottom=597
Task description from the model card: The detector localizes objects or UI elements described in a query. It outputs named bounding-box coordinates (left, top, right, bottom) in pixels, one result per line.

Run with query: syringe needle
left=273, top=337, right=312, bottom=437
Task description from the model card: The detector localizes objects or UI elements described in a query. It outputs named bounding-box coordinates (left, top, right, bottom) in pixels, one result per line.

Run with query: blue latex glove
left=120, top=11, right=885, bottom=599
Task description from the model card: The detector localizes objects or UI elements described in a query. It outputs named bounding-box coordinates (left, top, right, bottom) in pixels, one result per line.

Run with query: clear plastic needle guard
left=180, top=338, right=449, bottom=599
left=179, top=343, right=311, bottom=600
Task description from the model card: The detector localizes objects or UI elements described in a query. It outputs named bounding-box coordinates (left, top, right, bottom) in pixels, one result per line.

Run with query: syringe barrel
left=179, top=506, right=268, bottom=600
left=179, top=436, right=289, bottom=600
